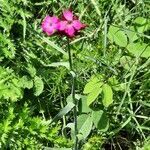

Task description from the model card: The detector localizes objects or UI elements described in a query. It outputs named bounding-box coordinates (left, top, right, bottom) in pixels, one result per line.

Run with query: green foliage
left=83, top=75, right=103, bottom=94
left=0, top=103, right=72, bottom=149
left=0, top=33, right=16, bottom=59
left=0, top=0, right=72, bottom=148
left=102, top=84, right=113, bottom=107
left=33, top=76, right=44, bottom=96
left=143, top=138, right=150, bottom=150
left=0, top=67, right=24, bottom=101
left=92, top=110, right=109, bottom=132
left=0, top=0, right=150, bottom=149
left=77, top=114, right=93, bottom=141
left=127, top=43, right=150, bottom=58
left=83, top=75, right=114, bottom=107
left=52, top=102, right=75, bottom=122
left=82, top=135, right=104, bottom=150
left=108, top=25, right=127, bottom=47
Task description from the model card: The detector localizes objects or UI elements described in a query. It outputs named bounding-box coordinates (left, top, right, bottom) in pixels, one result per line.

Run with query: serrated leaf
left=102, top=84, right=113, bottom=107
left=0, top=33, right=16, bottom=58
left=108, top=26, right=127, bottom=47
left=87, top=84, right=102, bottom=106
left=127, top=43, right=150, bottom=58
left=19, top=76, right=33, bottom=89
left=26, top=64, right=36, bottom=77
left=34, top=76, right=44, bottom=96
left=92, top=110, right=109, bottom=132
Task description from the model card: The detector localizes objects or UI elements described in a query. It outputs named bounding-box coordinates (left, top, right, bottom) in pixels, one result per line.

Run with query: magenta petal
left=42, top=16, right=51, bottom=31
left=51, top=16, right=59, bottom=23
left=41, top=22, right=49, bottom=32
left=72, top=20, right=83, bottom=30
left=45, top=26, right=55, bottom=35
left=57, top=21, right=67, bottom=31
left=43, top=16, right=51, bottom=23
left=41, top=15, right=60, bottom=36
left=63, top=10, right=73, bottom=21
left=65, top=25, right=75, bottom=37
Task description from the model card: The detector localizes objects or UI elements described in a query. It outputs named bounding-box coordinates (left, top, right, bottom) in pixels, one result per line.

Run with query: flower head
left=57, top=10, right=86, bottom=37
left=41, top=16, right=59, bottom=36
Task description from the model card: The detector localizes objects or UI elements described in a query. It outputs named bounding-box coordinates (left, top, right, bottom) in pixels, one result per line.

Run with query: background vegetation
left=0, top=0, right=150, bottom=149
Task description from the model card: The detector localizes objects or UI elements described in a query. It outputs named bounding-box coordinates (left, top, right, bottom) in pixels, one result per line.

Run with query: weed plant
left=0, top=0, right=150, bottom=149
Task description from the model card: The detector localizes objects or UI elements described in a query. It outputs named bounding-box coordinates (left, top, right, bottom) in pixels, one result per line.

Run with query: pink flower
left=41, top=16, right=59, bottom=36
left=58, top=10, right=86, bottom=37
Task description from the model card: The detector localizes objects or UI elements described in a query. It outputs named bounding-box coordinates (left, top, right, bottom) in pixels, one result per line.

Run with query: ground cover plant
left=0, top=0, right=150, bottom=149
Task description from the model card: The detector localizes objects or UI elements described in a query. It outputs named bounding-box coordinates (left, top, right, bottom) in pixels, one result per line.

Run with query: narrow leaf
left=52, top=102, right=75, bottom=122
left=41, top=36, right=67, bottom=56
left=90, top=0, right=101, bottom=17
left=42, top=62, right=69, bottom=69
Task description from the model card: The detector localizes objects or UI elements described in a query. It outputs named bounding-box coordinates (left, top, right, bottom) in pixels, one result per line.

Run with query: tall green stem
left=67, top=38, right=78, bottom=150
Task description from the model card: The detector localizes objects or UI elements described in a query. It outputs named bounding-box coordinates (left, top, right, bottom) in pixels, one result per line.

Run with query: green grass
left=0, top=0, right=150, bottom=149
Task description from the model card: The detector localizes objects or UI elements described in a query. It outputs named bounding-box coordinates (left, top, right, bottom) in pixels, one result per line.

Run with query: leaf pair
left=78, top=110, right=109, bottom=135
left=83, top=75, right=113, bottom=107
left=65, top=110, right=109, bottom=141
left=108, top=17, right=150, bottom=58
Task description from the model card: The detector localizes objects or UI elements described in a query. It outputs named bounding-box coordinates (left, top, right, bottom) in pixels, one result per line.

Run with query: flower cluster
left=41, top=10, right=86, bottom=37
